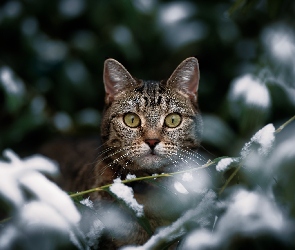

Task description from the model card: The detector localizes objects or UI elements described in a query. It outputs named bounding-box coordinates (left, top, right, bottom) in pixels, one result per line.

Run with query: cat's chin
left=133, top=154, right=169, bottom=172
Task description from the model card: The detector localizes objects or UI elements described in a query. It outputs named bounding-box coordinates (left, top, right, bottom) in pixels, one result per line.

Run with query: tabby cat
left=42, top=57, right=204, bottom=249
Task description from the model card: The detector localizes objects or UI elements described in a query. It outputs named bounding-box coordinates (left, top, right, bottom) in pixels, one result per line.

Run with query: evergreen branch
left=2, top=116, right=294, bottom=226
left=218, top=115, right=295, bottom=196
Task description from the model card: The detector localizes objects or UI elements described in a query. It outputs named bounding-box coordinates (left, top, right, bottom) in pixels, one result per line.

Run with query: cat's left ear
left=167, top=57, right=200, bottom=102
left=103, top=58, right=137, bottom=104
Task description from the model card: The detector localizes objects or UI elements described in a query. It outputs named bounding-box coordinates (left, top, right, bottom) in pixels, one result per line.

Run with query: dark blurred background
left=0, top=0, right=294, bottom=157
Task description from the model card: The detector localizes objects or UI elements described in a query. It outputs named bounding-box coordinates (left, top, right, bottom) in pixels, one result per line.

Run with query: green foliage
left=0, top=0, right=294, bottom=156
left=0, top=0, right=295, bottom=249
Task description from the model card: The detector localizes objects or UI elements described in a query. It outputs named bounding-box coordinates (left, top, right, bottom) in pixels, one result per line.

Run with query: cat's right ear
left=167, top=57, right=200, bottom=103
left=103, top=58, right=136, bottom=104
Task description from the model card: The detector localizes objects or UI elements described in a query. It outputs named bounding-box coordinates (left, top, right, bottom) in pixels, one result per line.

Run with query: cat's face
left=100, top=58, right=202, bottom=174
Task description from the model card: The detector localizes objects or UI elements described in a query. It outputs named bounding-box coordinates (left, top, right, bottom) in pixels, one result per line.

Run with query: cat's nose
left=145, top=139, right=160, bottom=149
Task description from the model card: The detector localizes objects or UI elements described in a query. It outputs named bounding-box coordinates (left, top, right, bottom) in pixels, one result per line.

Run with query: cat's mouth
left=130, top=146, right=171, bottom=171
left=143, top=152, right=161, bottom=159
left=139, top=151, right=166, bottom=168
left=145, top=147, right=163, bottom=157
left=149, top=150, right=157, bottom=156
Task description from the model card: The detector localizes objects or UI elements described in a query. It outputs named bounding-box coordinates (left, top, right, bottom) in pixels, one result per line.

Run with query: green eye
left=164, top=113, right=182, bottom=128
left=123, top=113, right=141, bottom=128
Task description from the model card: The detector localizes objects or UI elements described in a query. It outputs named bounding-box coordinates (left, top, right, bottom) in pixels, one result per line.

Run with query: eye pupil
left=165, top=113, right=181, bottom=128
left=124, top=113, right=140, bottom=128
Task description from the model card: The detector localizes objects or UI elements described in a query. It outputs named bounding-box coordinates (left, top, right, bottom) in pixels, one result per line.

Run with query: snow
left=0, top=149, right=58, bottom=207
left=121, top=190, right=217, bottom=250
left=182, top=172, right=193, bottom=182
left=174, top=181, right=189, bottom=194
left=0, top=66, right=25, bottom=95
left=241, top=123, right=275, bottom=158
left=181, top=189, right=289, bottom=249
left=84, top=219, right=104, bottom=249
left=229, top=74, right=270, bottom=109
left=4, top=149, right=58, bottom=175
left=262, top=24, right=295, bottom=63
left=268, top=134, right=295, bottom=173
left=20, top=172, right=80, bottom=224
left=80, top=197, right=94, bottom=208
left=216, top=157, right=235, bottom=172
left=126, top=173, right=137, bottom=180
left=159, top=2, right=196, bottom=25
left=109, top=179, right=144, bottom=217
left=186, top=170, right=211, bottom=194
left=0, top=167, right=24, bottom=207
left=254, top=124, right=275, bottom=155
left=21, top=201, right=71, bottom=231
left=220, top=189, right=285, bottom=233
left=0, top=149, right=81, bottom=249
left=0, top=149, right=80, bottom=225
left=0, top=225, right=18, bottom=249
left=181, top=229, right=216, bottom=250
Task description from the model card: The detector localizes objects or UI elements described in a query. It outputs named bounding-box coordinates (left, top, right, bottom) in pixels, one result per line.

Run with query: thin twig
left=275, top=115, right=295, bottom=134
left=70, top=161, right=215, bottom=198
left=0, top=217, right=11, bottom=224
left=218, top=164, right=242, bottom=195
left=70, top=174, right=172, bottom=198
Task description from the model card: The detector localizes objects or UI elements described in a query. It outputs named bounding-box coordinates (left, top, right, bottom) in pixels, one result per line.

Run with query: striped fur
left=74, top=57, right=203, bottom=248
left=99, top=58, right=202, bottom=175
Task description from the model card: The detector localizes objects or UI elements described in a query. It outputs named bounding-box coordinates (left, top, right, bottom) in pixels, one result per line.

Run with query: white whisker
left=95, top=145, right=137, bottom=166
left=97, top=148, right=139, bottom=176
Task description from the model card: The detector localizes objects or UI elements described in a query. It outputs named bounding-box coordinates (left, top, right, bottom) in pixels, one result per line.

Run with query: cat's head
left=100, top=57, right=202, bottom=174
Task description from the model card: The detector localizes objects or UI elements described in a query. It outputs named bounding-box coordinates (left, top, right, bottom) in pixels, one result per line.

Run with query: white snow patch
left=80, top=197, right=94, bottom=208
left=220, top=189, right=285, bottom=233
left=85, top=219, right=104, bottom=249
left=0, top=66, right=25, bottom=95
left=269, top=135, right=295, bottom=170
left=216, top=158, right=235, bottom=172
left=126, top=174, right=136, bottom=180
left=262, top=24, right=295, bottom=63
left=159, top=2, right=196, bottom=25
left=0, top=225, right=18, bottom=249
left=181, top=188, right=289, bottom=250
left=122, top=190, right=216, bottom=250
left=113, top=177, right=122, bottom=183
left=182, top=172, right=193, bottom=182
left=174, top=181, right=189, bottom=194
left=21, top=201, right=71, bottom=231
left=229, top=74, right=270, bottom=109
left=152, top=173, right=161, bottom=179
left=0, top=149, right=83, bottom=249
left=241, top=123, right=275, bottom=158
left=122, top=247, right=145, bottom=250
left=0, top=149, right=80, bottom=223
left=110, top=181, right=144, bottom=217
left=181, top=229, right=215, bottom=250
left=20, top=172, right=80, bottom=224
left=69, top=231, right=84, bottom=250
left=0, top=149, right=59, bottom=207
